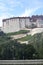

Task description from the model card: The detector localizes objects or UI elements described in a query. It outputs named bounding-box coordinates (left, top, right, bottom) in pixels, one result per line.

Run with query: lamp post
left=23, top=51, right=24, bottom=60
left=12, top=45, right=15, bottom=60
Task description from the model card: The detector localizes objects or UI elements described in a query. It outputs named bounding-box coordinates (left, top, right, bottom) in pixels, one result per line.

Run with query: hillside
left=0, top=31, right=43, bottom=59
left=0, top=32, right=39, bottom=60
left=31, top=33, right=43, bottom=59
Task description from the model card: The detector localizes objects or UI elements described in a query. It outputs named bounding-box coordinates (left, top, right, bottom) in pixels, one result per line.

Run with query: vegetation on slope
left=17, top=35, right=32, bottom=41
left=0, top=32, right=39, bottom=60
left=31, top=33, right=43, bottom=59
left=7, top=30, right=30, bottom=35
left=0, top=31, right=43, bottom=59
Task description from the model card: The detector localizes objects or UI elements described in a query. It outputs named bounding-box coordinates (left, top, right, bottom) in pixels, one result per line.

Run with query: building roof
left=2, top=17, right=30, bottom=22
left=2, top=15, right=43, bottom=22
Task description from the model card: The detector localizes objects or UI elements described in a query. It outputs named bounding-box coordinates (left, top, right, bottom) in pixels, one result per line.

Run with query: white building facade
left=2, top=17, right=43, bottom=33
left=2, top=17, right=31, bottom=33
left=36, top=19, right=43, bottom=28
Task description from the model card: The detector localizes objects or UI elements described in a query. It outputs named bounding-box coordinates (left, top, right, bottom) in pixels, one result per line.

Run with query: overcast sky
left=0, top=0, right=43, bottom=26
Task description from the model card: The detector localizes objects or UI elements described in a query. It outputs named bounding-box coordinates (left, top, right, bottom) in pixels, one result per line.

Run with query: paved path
left=11, top=34, right=27, bottom=39
left=10, top=32, right=31, bottom=40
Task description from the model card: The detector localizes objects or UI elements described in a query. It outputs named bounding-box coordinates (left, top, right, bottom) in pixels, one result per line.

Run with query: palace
left=2, top=15, right=43, bottom=33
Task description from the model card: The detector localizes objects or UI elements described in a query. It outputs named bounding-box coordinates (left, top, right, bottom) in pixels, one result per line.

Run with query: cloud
left=0, top=2, right=6, bottom=11
left=6, top=0, right=22, bottom=8
left=0, top=16, right=6, bottom=26
left=0, top=0, right=22, bottom=12
left=20, top=0, right=43, bottom=17
left=0, top=14, right=9, bottom=26
left=0, top=13, right=15, bottom=26
left=0, top=0, right=43, bottom=26
left=0, top=0, right=22, bottom=26
left=20, top=8, right=39, bottom=17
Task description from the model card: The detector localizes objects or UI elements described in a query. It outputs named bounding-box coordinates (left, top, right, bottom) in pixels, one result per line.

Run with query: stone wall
left=2, top=18, right=20, bottom=33
left=2, top=17, right=31, bottom=33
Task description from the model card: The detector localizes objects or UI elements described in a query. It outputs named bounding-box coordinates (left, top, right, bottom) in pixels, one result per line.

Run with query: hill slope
left=31, top=33, right=43, bottom=58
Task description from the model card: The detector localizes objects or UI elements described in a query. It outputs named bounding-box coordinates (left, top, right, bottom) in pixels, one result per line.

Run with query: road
left=0, top=60, right=43, bottom=64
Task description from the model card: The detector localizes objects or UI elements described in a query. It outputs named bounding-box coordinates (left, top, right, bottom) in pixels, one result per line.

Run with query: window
left=6, top=20, right=9, bottom=26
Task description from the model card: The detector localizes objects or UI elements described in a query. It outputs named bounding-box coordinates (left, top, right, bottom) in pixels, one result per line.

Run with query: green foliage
left=31, top=33, right=43, bottom=58
left=0, top=32, right=43, bottom=59
left=21, top=44, right=38, bottom=59
left=7, top=30, right=30, bottom=35
left=0, top=34, right=37, bottom=60
left=17, top=35, right=32, bottom=41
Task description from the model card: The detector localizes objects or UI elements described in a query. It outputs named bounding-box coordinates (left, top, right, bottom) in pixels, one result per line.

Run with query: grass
left=17, top=35, right=32, bottom=41
left=7, top=30, right=30, bottom=35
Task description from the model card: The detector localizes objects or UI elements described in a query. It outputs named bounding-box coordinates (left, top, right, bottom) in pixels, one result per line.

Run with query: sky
left=0, top=0, right=43, bottom=26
